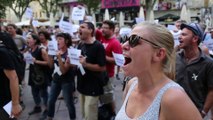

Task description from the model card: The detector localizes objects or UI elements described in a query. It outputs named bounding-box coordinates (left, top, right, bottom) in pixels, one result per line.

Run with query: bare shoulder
left=125, top=77, right=138, bottom=91
left=123, top=77, right=137, bottom=101
left=160, top=87, right=202, bottom=120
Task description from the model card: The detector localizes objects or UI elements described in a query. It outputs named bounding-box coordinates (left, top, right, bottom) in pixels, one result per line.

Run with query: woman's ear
left=153, top=48, right=166, bottom=62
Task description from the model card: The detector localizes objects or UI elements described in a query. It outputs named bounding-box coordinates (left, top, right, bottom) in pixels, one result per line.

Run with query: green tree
left=0, top=4, right=6, bottom=19
left=77, top=0, right=100, bottom=15
left=7, top=0, right=32, bottom=21
left=37, top=0, right=62, bottom=18
left=0, top=0, right=14, bottom=19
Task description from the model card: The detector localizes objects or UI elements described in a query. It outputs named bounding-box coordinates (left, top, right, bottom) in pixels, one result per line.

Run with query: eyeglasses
left=128, top=35, right=160, bottom=48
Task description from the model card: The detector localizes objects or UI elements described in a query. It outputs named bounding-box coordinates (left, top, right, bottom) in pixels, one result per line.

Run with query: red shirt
left=101, top=37, right=122, bottom=77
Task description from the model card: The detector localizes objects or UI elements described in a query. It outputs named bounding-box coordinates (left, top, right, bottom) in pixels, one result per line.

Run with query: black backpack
left=8, top=48, right=26, bottom=84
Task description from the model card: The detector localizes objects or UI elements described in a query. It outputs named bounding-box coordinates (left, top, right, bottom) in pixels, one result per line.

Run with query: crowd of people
left=0, top=17, right=213, bottom=120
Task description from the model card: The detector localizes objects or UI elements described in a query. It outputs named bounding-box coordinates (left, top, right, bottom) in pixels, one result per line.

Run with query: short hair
left=176, top=19, right=187, bottom=24
left=0, top=31, right=20, bottom=54
left=83, top=22, right=95, bottom=37
left=30, top=34, right=40, bottom=45
left=7, top=23, right=17, bottom=29
left=103, top=20, right=115, bottom=30
left=16, top=28, right=23, bottom=35
left=38, top=31, right=50, bottom=40
left=56, top=33, right=72, bottom=47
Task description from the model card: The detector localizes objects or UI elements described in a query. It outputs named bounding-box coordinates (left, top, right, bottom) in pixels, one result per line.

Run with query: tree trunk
left=18, top=15, right=22, bottom=22
left=145, top=8, right=150, bottom=21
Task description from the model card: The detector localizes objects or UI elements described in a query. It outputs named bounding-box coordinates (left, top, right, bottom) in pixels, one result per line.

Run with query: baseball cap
left=180, top=23, right=204, bottom=41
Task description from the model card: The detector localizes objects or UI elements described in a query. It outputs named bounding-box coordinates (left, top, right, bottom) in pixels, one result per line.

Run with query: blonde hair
left=138, top=22, right=176, bottom=80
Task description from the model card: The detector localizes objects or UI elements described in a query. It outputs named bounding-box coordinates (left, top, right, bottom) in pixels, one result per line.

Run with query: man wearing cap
left=176, top=23, right=213, bottom=118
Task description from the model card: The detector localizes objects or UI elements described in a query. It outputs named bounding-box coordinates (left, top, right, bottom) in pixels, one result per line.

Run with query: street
left=19, top=69, right=124, bottom=120
left=19, top=69, right=212, bottom=120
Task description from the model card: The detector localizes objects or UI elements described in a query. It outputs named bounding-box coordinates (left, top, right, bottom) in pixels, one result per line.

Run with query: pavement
left=19, top=70, right=124, bottom=120
left=18, top=69, right=212, bottom=120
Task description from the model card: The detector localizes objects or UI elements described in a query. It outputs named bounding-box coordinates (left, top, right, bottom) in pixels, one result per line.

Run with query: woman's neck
left=31, top=45, right=38, bottom=52
left=41, top=40, right=48, bottom=46
left=60, top=46, right=67, bottom=53
left=136, top=71, right=169, bottom=93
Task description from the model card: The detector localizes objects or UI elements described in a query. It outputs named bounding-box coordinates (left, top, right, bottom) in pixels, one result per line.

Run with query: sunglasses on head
left=127, top=35, right=160, bottom=48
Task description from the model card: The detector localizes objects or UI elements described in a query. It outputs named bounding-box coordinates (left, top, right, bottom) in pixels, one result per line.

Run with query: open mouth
left=124, top=57, right=132, bottom=65
left=79, top=32, right=82, bottom=36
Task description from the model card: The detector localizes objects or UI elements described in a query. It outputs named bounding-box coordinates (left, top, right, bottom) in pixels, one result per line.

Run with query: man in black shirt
left=0, top=32, right=22, bottom=118
left=77, top=22, right=106, bottom=120
left=176, top=23, right=213, bottom=118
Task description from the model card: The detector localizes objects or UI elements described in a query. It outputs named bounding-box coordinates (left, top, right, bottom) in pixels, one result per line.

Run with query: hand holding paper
left=68, top=47, right=81, bottom=66
left=48, top=40, right=58, bottom=55
left=25, top=7, right=33, bottom=19
left=112, top=52, right=125, bottom=67
left=24, top=52, right=34, bottom=64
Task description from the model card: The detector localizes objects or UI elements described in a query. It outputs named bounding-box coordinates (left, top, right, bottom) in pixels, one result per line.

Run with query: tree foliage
left=37, top=0, right=62, bottom=18
left=77, top=0, right=100, bottom=15
left=0, top=0, right=14, bottom=19
left=7, top=0, right=32, bottom=21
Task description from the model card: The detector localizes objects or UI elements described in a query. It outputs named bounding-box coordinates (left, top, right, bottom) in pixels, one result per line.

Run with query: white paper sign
left=112, top=52, right=125, bottom=67
left=59, top=21, right=73, bottom=34
left=68, top=47, right=81, bottom=66
left=111, top=17, right=115, bottom=21
left=59, top=14, right=73, bottom=34
left=32, top=20, right=39, bottom=27
left=25, top=8, right=33, bottom=19
left=51, top=35, right=56, bottom=41
left=209, top=50, right=213, bottom=55
left=119, top=27, right=132, bottom=36
left=48, top=41, right=58, bottom=55
left=167, top=25, right=177, bottom=31
left=135, top=17, right=144, bottom=24
left=71, top=7, right=85, bottom=21
left=3, top=101, right=12, bottom=116
left=24, top=52, right=34, bottom=64
left=86, top=16, right=93, bottom=22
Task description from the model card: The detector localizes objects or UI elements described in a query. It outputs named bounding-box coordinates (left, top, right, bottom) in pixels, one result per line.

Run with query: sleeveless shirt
left=115, top=80, right=183, bottom=120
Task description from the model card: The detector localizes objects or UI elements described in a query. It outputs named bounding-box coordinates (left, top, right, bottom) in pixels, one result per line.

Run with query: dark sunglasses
left=128, top=35, right=160, bottom=48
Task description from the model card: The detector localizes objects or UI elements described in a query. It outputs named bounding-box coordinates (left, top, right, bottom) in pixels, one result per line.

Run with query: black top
left=52, top=50, right=75, bottom=84
left=0, top=46, right=17, bottom=107
left=77, top=40, right=106, bottom=96
left=176, top=48, right=213, bottom=112
left=28, top=47, right=48, bottom=87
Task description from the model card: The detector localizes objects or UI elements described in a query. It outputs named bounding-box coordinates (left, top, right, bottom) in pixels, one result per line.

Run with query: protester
left=115, top=22, right=202, bottom=119
left=0, top=31, right=22, bottom=119
left=100, top=20, right=122, bottom=119
left=114, top=25, right=121, bottom=80
left=26, top=33, right=49, bottom=117
left=45, top=33, right=76, bottom=120
left=169, top=19, right=186, bottom=48
left=38, top=31, right=51, bottom=49
left=77, top=22, right=106, bottom=120
left=176, top=23, right=213, bottom=118
left=7, top=23, right=27, bottom=53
